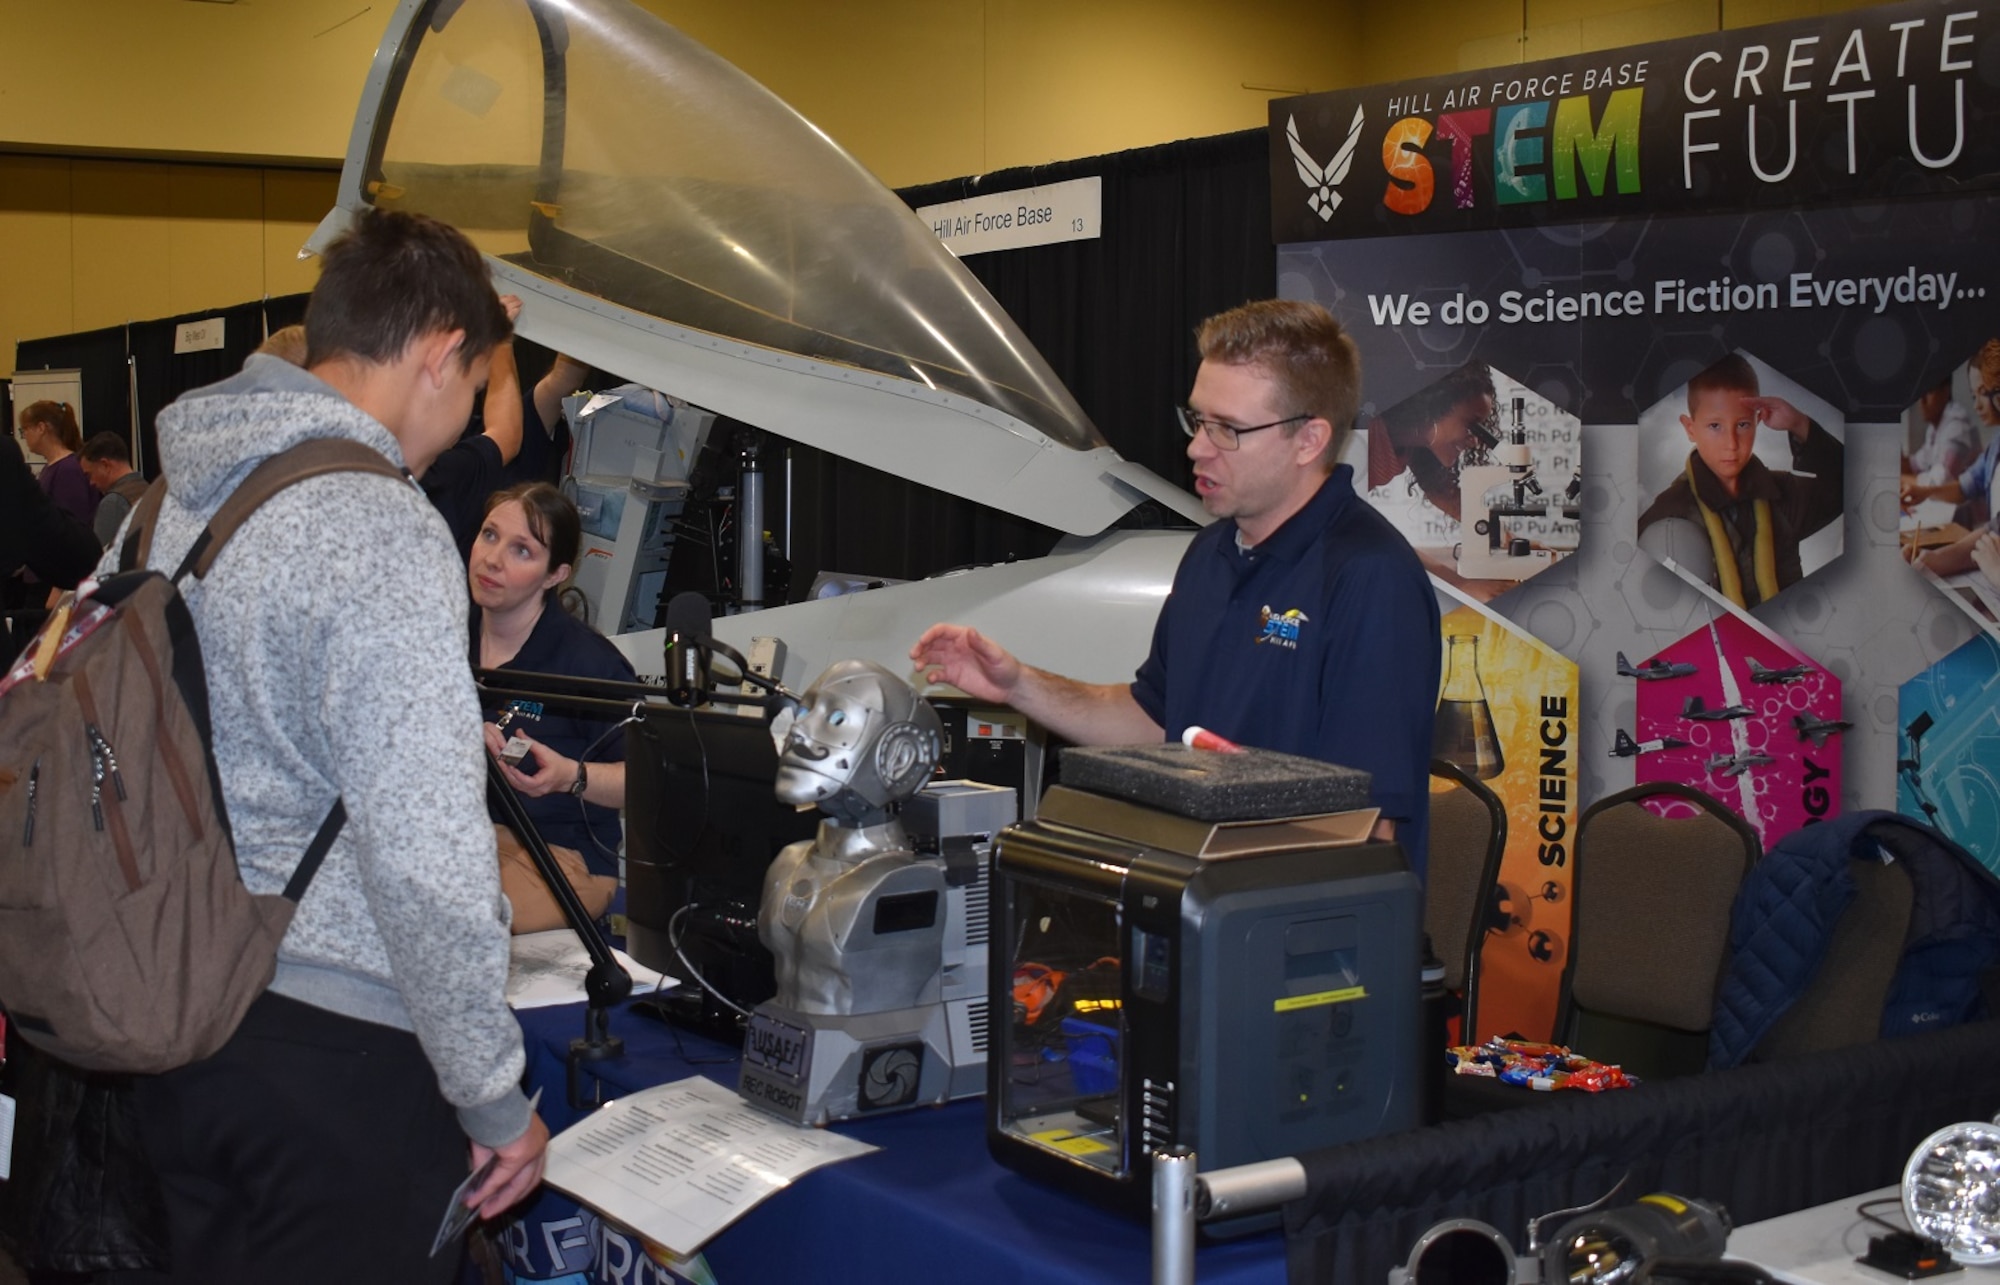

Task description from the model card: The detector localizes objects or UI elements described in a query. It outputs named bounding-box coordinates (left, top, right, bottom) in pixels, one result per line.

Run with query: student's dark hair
left=22, top=401, right=82, bottom=453
left=79, top=431, right=132, bottom=466
left=1687, top=353, right=1760, bottom=405
left=1378, top=363, right=1495, bottom=450
left=304, top=209, right=510, bottom=371
left=483, top=482, right=581, bottom=579
left=1196, top=299, right=1362, bottom=468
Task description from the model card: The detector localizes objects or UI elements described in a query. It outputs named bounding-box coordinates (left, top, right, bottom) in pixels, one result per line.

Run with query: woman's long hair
left=22, top=401, right=82, bottom=453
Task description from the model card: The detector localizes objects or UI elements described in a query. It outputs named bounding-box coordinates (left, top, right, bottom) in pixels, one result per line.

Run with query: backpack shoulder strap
left=171, top=438, right=407, bottom=582
left=119, top=476, right=171, bottom=573
left=283, top=800, right=347, bottom=904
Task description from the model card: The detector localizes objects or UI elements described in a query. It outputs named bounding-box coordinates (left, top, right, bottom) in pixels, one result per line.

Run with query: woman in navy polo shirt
left=471, top=482, right=637, bottom=930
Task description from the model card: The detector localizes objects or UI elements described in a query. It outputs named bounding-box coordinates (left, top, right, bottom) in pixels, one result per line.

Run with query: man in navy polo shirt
left=912, top=299, right=1441, bottom=879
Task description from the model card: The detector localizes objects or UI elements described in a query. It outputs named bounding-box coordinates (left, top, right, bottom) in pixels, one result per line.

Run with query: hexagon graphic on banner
left=1898, top=631, right=2000, bottom=878
left=1361, top=363, right=1580, bottom=603
left=1627, top=612, right=1845, bottom=853
left=1901, top=338, right=2000, bottom=641
left=1633, top=349, right=1845, bottom=611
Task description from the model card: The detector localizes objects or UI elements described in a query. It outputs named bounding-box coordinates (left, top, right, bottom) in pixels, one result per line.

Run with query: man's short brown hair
left=305, top=209, right=510, bottom=372
left=79, top=432, right=131, bottom=466
left=1196, top=299, right=1361, bottom=469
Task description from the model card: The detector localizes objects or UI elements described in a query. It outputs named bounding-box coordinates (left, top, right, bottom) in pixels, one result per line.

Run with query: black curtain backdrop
left=13, top=325, right=132, bottom=471
left=10, top=126, right=1274, bottom=596
left=127, top=300, right=279, bottom=479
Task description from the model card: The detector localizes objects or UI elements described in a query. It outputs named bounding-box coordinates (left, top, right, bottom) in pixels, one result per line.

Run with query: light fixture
left=1391, top=1188, right=1733, bottom=1285
left=1903, top=1116, right=2000, bottom=1264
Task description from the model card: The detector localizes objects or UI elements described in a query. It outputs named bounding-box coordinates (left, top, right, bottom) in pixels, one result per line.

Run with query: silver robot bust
left=759, top=660, right=945, bottom=1015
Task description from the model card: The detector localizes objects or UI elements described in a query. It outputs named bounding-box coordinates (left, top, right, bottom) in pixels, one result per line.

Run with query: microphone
left=665, top=591, right=711, bottom=708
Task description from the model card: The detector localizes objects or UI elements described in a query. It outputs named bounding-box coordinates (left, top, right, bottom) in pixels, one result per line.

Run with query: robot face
left=770, top=659, right=944, bottom=819
left=774, top=683, right=876, bottom=805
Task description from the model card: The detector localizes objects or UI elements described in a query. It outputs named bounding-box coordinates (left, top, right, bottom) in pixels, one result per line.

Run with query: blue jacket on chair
left=1708, top=811, right=2000, bottom=1069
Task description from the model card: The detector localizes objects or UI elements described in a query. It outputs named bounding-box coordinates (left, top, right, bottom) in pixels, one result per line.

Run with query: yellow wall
left=0, top=159, right=335, bottom=378
left=663, top=0, right=1364, bottom=187
left=0, top=0, right=1891, bottom=377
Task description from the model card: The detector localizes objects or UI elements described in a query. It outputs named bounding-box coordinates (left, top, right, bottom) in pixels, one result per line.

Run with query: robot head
left=772, top=659, right=942, bottom=824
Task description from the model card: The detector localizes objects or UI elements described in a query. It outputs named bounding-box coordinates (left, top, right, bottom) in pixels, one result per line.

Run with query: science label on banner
left=1431, top=593, right=1578, bottom=1044
left=1271, top=0, right=1999, bottom=244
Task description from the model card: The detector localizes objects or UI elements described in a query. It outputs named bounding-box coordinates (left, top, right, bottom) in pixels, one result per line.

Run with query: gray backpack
left=0, top=438, right=401, bottom=1073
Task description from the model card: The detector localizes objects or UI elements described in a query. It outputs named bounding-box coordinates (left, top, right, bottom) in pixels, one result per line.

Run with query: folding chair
left=1556, top=782, right=1761, bottom=1079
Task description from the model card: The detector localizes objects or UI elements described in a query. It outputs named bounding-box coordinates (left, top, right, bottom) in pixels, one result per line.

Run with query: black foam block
left=1060, top=744, right=1372, bottom=822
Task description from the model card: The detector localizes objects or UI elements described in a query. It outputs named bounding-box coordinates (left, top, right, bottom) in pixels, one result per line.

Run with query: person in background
left=472, top=482, right=635, bottom=932
left=254, top=306, right=530, bottom=560
left=1909, top=340, right=2000, bottom=573
left=104, top=207, right=545, bottom=1284
left=423, top=296, right=528, bottom=556
left=0, top=430, right=102, bottom=663
left=79, top=431, right=148, bottom=547
left=1903, top=376, right=1980, bottom=494
left=19, top=400, right=98, bottom=532
left=913, top=299, right=1440, bottom=879
left=1973, top=530, right=2000, bottom=593
left=256, top=323, right=310, bottom=366
left=509, top=350, right=593, bottom=488
left=1366, top=362, right=1497, bottom=524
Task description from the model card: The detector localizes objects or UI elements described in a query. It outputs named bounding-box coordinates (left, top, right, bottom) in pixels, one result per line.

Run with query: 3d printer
left=987, top=745, right=1423, bottom=1217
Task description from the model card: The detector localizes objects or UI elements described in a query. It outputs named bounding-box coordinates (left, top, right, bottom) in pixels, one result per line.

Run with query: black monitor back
left=624, top=707, right=819, bottom=1032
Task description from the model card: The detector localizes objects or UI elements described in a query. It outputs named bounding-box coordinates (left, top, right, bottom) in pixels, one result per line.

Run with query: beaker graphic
left=1435, top=633, right=1504, bottom=779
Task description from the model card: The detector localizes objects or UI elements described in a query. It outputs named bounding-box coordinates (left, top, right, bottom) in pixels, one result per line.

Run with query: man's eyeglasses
left=1175, top=406, right=1312, bottom=451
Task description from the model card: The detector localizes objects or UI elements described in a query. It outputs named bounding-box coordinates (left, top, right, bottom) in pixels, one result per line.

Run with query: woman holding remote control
left=470, top=482, right=635, bottom=929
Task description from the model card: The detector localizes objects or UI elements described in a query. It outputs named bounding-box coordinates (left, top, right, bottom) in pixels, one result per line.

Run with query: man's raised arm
left=911, top=623, right=1163, bottom=746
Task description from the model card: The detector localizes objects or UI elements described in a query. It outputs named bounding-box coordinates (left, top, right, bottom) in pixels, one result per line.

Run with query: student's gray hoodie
left=95, top=354, right=529, bottom=1146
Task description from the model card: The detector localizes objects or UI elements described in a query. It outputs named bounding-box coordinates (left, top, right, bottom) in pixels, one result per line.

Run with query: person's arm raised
left=911, top=623, right=1163, bottom=746
left=481, top=301, right=525, bottom=466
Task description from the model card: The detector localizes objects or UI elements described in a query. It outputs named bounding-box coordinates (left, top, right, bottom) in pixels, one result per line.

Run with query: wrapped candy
left=1445, top=1037, right=1637, bottom=1092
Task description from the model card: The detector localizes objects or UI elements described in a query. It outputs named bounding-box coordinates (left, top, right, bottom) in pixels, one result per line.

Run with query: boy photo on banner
left=1364, top=364, right=1581, bottom=603
left=1635, top=352, right=1844, bottom=611
left=1898, top=632, right=2000, bottom=877
left=1431, top=594, right=1577, bottom=1043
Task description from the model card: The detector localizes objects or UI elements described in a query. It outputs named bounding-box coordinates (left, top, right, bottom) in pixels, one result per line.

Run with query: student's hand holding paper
left=468, top=1109, right=551, bottom=1220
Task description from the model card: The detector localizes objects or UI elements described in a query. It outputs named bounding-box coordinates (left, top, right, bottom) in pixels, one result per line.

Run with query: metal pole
left=738, top=436, right=765, bottom=611
left=1152, top=1147, right=1197, bottom=1285
left=1196, top=1157, right=1307, bottom=1222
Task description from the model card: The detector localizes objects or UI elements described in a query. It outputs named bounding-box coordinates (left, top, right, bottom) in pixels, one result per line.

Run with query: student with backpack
left=70, top=209, right=545, bottom=1282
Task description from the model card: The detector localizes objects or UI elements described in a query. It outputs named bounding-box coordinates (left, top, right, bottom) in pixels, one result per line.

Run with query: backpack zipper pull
left=21, top=760, right=37, bottom=846
left=89, top=740, right=106, bottom=831
left=87, top=725, right=128, bottom=801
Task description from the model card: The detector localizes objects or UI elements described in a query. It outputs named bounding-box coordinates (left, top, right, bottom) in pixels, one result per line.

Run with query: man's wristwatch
left=568, top=761, right=589, bottom=798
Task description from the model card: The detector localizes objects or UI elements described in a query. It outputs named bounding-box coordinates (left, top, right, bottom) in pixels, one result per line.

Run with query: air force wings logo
left=1286, top=107, right=1365, bottom=222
